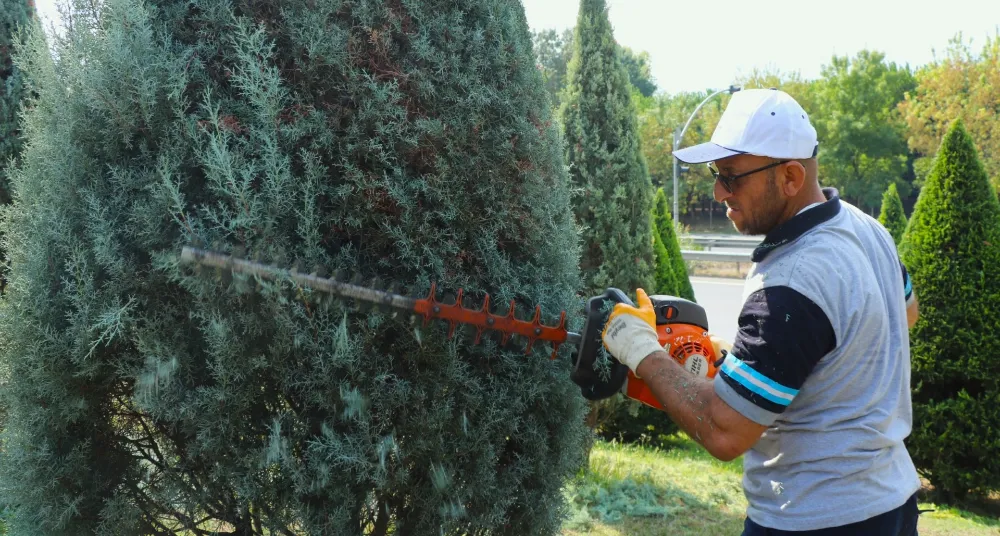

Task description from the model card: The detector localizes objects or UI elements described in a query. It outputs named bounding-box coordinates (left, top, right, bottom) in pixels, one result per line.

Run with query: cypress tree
left=899, top=120, right=1000, bottom=500
left=0, top=0, right=589, bottom=533
left=559, top=0, right=655, bottom=297
left=651, top=219, right=677, bottom=294
left=600, top=191, right=693, bottom=445
left=878, top=182, right=907, bottom=245
left=0, top=0, right=32, bottom=206
left=596, top=219, right=679, bottom=441
left=652, top=188, right=694, bottom=301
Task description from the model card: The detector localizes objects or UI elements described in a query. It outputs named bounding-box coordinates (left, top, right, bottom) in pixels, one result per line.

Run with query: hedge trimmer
left=180, top=246, right=719, bottom=410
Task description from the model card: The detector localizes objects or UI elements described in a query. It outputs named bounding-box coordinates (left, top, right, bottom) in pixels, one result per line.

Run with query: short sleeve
left=900, top=261, right=915, bottom=306
left=714, top=286, right=837, bottom=426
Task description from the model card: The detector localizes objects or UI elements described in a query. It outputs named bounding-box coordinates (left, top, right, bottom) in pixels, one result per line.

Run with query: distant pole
left=672, top=85, right=741, bottom=227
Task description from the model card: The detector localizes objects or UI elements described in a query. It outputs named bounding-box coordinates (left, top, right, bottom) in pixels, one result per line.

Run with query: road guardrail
left=681, top=234, right=761, bottom=250
left=680, top=250, right=751, bottom=263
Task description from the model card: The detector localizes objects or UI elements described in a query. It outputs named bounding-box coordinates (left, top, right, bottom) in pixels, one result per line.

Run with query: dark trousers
left=741, top=492, right=919, bottom=536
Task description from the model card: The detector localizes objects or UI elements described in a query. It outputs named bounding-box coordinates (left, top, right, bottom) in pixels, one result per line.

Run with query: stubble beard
left=732, top=175, right=784, bottom=236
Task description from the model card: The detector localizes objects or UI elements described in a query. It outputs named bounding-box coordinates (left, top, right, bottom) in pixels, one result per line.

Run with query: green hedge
left=899, top=120, right=1000, bottom=500
left=878, top=182, right=907, bottom=245
left=652, top=188, right=695, bottom=302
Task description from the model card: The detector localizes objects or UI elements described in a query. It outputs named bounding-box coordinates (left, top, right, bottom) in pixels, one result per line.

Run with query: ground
left=563, top=434, right=1000, bottom=536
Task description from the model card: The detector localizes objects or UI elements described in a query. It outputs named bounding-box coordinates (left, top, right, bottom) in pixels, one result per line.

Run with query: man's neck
left=778, top=186, right=828, bottom=227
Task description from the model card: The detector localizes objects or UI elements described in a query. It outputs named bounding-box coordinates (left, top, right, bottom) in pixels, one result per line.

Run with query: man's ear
left=780, top=161, right=807, bottom=196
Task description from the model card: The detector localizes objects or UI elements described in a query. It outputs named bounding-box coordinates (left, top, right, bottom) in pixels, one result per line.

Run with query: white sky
left=32, top=0, right=61, bottom=30
left=523, top=0, right=1000, bottom=94
left=33, top=0, right=1000, bottom=95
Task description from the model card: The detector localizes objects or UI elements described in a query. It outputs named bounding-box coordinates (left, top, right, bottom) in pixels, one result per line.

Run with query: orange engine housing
left=622, top=307, right=719, bottom=411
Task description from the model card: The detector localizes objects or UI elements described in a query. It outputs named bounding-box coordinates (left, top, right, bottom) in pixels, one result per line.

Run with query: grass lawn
left=562, top=434, right=1000, bottom=536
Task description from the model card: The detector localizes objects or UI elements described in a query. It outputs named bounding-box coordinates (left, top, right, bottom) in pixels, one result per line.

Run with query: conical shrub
left=899, top=119, right=1000, bottom=500
left=560, top=0, right=655, bottom=297
left=651, top=219, right=678, bottom=294
left=653, top=188, right=694, bottom=301
left=0, top=0, right=589, bottom=532
left=878, top=182, right=907, bottom=245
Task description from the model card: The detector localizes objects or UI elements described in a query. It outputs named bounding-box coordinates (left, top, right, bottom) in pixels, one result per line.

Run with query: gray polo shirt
left=714, top=188, right=920, bottom=531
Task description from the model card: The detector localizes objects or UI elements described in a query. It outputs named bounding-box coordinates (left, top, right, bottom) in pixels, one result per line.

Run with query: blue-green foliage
left=899, top=120, right=1000, bottom=500
left=0, top=0, right=32, bottom=205
left=0, top=0, right=588, bottom=533
left=559, top=0, right=655, bottom=296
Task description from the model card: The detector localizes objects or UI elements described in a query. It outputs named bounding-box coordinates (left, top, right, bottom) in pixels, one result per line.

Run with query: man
left=601, top=89, right=921, bottom=535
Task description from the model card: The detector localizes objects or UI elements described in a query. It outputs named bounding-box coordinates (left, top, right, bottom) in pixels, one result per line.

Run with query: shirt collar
left=752, top=188, right=841, bottom=262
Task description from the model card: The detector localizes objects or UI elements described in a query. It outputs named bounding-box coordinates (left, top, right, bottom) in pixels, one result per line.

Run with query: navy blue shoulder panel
left=720, top=286, right=837, bottom=414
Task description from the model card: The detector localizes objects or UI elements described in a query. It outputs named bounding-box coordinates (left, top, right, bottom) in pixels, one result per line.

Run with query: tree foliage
left=531, top=28, right=574, bottom=109
left=812, top=50, right=916, bottom=212
left=0, top=0, right=589, bottom=533
left=878, top=182, right=907, bottom=245
left=0, top=0, right=33, bottom=205
left=634, top=91, right=721, bottom=208
left=651, top=221, right=677, bottom=295
left=532, top=27, right=656, bottom=109
left=900, top=32, right=1000, bottom=195
left=560, top=0, right=655, bottom=296
left=899, top=120, right=1000, bottom=500
left=618, top=46, right=656, bottom=98
left=652, top=188, right=693, bottom=301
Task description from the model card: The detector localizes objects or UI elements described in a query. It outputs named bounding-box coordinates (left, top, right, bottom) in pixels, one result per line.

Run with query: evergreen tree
left=652, top=188, right=694, bottom=301
left=899, top=120, right=1000, bottom=500
left=0, top=0, right=589, bottom=533
left=878, top=182, right=907, bottom=245
left=651, top=219, right=677, bottom=294
left=559, top=0, right=654, bottom=297
left=0, top=0, right=32, bottom=206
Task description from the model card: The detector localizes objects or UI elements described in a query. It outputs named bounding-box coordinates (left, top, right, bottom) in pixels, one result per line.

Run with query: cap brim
left=673, top=143, right=743, bottom=164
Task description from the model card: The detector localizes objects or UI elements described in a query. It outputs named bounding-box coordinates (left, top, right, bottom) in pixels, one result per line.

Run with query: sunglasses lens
left=709, top=167, right=731, bottom=192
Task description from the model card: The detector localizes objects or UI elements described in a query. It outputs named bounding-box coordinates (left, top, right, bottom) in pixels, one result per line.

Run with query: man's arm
left=901, top=261, right=918, bottom=329
left=635, top=351, right=766, bottom=461
left=603, top=286, right=836, bottom=462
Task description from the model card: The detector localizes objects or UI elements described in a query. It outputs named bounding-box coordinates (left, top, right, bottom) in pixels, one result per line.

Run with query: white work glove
left=601, top=289, right=664, bottom=376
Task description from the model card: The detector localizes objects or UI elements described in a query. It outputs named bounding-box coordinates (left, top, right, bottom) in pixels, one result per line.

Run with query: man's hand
left=601, top=289, right=663, bottom=375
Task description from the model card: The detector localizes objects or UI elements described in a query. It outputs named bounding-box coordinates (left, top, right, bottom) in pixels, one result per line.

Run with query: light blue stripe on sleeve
left=721, top=354, right=799, bottom=407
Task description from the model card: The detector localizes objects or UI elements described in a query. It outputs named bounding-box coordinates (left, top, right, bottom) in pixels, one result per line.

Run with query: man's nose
left=714, top=179, right=730, bottom=203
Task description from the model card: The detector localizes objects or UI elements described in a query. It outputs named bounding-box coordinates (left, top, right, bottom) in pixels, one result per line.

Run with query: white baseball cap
left=673, top=88, right=818, bottom=164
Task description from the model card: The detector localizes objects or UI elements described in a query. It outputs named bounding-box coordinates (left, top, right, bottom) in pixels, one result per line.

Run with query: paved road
left=690, top=276, right=745, bottom=344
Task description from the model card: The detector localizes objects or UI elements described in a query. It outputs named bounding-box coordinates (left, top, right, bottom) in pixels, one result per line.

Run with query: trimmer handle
left=569, top=289, right=716, bottom=404
left=569, top=288, right=632, bottom=401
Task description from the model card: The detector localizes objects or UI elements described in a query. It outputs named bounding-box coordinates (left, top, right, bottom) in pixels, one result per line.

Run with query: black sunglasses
left=708, top=160, right=789, bottom=194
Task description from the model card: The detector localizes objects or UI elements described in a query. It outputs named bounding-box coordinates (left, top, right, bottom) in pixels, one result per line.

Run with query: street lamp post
left=672, top=85, right=741, bottom=226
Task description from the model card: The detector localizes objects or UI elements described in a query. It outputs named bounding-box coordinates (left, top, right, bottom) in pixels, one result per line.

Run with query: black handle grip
left=569, top=288, right=632, bottom=401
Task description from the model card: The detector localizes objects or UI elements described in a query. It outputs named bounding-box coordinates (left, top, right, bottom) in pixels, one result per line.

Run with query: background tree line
left=532, top=29, right=1000, bottom=227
